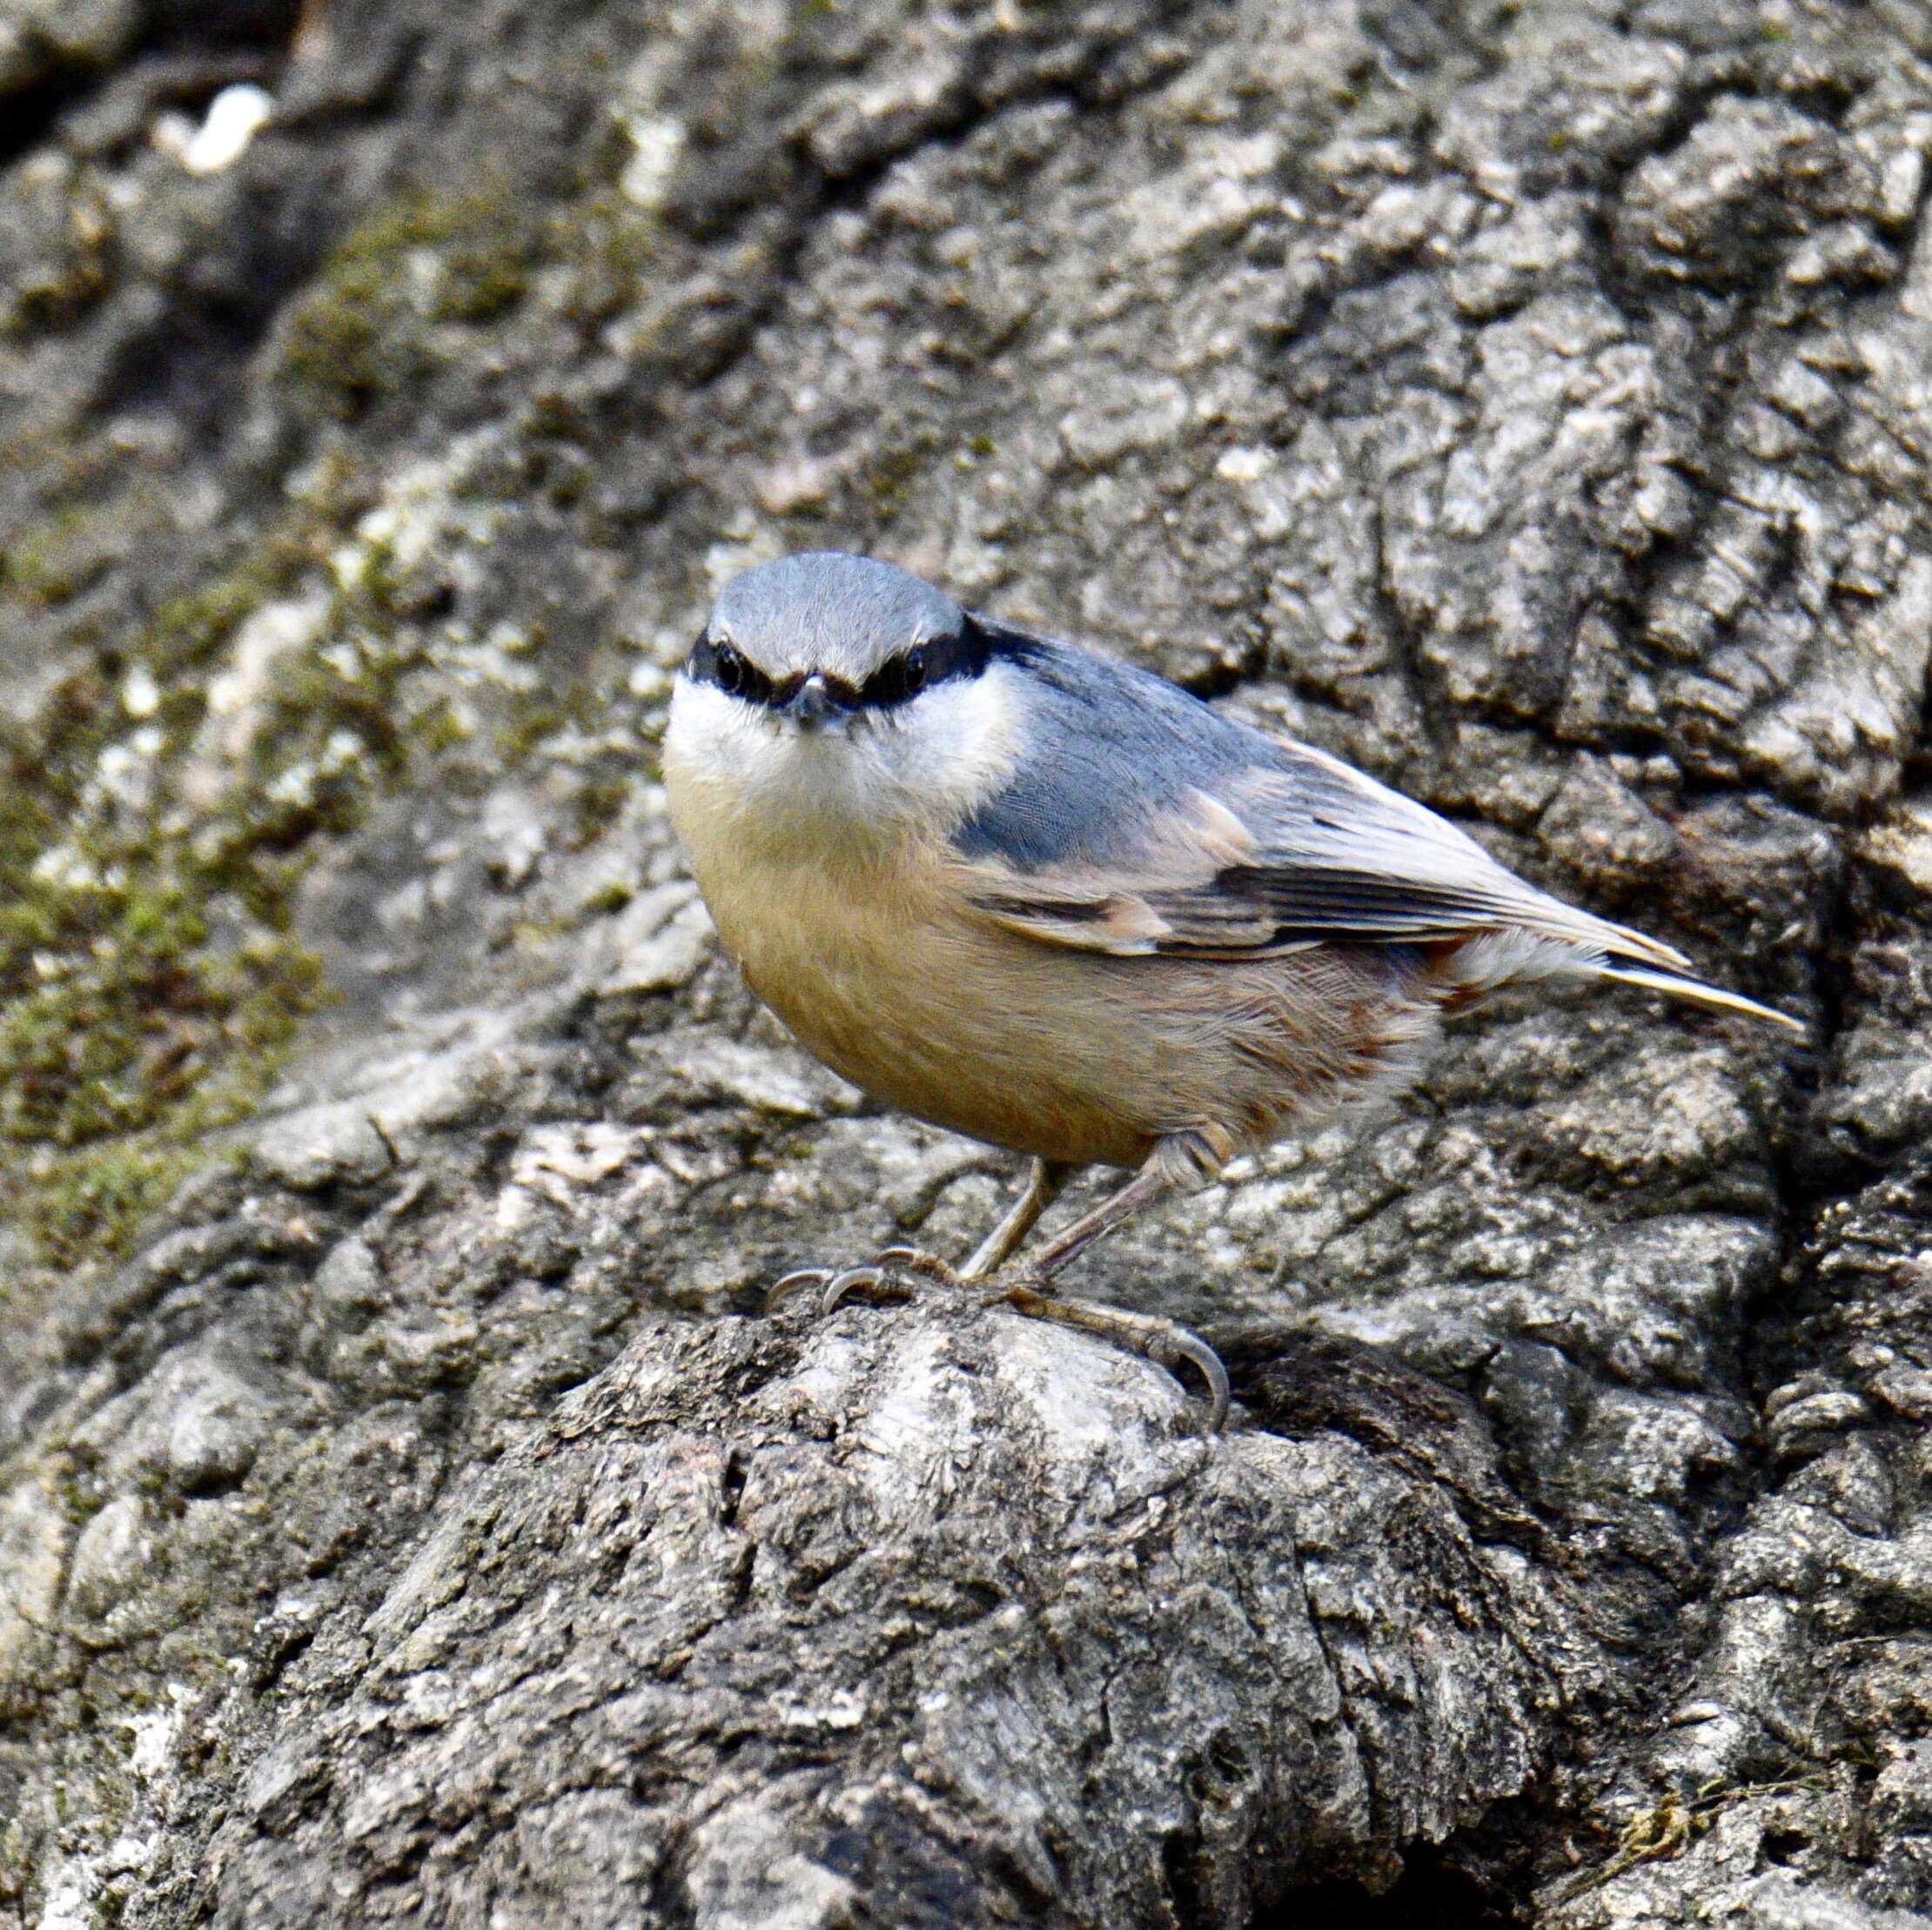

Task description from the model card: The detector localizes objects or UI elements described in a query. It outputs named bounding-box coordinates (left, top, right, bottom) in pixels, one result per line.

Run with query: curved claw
left=822, top=1263, right=915, bottom=1315
left=772, top=1250, right=953, bottom=1320
left=767, top=1266, right=834, bottom=1314
left=1150, top=1329, right=1231, bottom=1435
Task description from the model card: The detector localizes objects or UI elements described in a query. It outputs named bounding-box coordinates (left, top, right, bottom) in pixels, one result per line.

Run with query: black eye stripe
left=858, top=620, right=989, bottom=711
left=684, top=616, right=992, bottom=713
left=688, top=632, right=776, bottom=706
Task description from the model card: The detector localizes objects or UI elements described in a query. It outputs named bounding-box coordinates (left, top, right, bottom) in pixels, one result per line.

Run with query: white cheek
left=866, top=667, right=1023, bottom=821
left=666, top=679, right=774, bottom=799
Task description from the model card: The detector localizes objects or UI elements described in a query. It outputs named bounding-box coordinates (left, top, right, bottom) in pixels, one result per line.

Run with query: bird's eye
left=714, top=642, right=748, bottom=696
left=862, top=647, right=931, bottom=710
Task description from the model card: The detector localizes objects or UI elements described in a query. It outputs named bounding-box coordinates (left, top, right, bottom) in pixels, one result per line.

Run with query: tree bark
left=3, top=0, right=1931, bottom=1923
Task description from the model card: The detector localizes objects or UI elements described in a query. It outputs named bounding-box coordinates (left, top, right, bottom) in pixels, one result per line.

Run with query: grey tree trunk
left=3, top=0, right=1931, bottom=1923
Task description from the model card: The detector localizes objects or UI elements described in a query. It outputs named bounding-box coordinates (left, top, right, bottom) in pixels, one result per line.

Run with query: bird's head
left=666, top=553, right=1022, bottom=850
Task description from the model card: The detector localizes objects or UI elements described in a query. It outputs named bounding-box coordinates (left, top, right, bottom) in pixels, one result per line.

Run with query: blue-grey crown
left=708, top=553, right=964, bottom=682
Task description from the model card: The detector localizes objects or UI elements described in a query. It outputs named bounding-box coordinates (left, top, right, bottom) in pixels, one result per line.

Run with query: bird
left=661, top=552, right=1800, bottom=1429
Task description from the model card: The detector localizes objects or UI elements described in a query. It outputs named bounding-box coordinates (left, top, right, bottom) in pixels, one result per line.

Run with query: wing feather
left=943, top=629, right=1795, bottom=1028
left=958, top=737, right=1694, bottom=976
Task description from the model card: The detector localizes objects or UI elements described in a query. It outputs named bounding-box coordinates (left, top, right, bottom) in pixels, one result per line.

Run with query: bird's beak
left=782, top=673, right=840, bottom=732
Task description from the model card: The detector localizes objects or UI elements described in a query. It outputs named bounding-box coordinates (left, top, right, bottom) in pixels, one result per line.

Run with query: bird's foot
left=766, top=1247, right=958, bottom=1316
left=768, top=1250, right=1228, bottom=1433
left=996, top=1274, right=1230, bottom=1434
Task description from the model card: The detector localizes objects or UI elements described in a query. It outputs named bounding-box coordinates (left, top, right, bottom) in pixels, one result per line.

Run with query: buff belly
left=669, top=787, right=1440, bottom=1173
left=702, top=846, right=1164, bottom=1167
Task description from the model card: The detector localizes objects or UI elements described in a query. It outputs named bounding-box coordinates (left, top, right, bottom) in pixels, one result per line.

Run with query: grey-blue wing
left=950, top=626, right=1265, bottom=872
left=952, top=627, right=1692, bottom=971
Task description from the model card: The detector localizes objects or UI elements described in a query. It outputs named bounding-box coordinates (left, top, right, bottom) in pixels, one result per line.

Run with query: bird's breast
left=664, top=758, right=1159, bottom=1165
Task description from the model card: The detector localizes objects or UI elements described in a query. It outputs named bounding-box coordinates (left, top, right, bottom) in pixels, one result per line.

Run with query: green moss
left=3, top=506, right=114, bottom=609
left=551, top=186, right=662, bottom=326
left=409, top=695, right=473, bottom=760
left=24, top=1142, right=221, bottom=1277
left=282, top=189, right=540, bottom=419
left=506, top=915, right=574, bottom=955
left=0, top=479, right=187, bottom=622
left=147, top=546, right=296, bottom=669
left=436, top=211, right=540, bottom=324
left=494, top=673, right=599, bottom=767
left=571, top=775, right=630, bottom=849
left=0, top=489, right=433, bottom=1275
left=40, top=458, right=359, bottom=700
left=580, top=881, right=634, bottom=919
left=0, top=741, right=333, bottom=1268
left=861, top=432, right=941, bottom=521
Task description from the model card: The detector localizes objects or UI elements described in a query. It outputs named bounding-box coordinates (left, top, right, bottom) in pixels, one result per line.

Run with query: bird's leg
left=988, top=1145, right=1231, bottom=1431
left=777, top=1143, right=1233, bottom=1431
left=766, top=1157, right=1074, bottom=1311
left=958, top=1157, right=1077, bottom=1279
left=1008, top=1159, right=1171, bottom=1284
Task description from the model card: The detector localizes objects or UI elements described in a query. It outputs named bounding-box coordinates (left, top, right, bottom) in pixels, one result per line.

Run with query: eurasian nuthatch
left=663, top=553, right=1798, bottom=1427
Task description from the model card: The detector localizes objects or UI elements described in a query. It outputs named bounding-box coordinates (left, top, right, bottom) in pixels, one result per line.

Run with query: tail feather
left=1506, top=898, right=1697, bottom=979
left=1595, top=961, right=1804, bottom=1033
left=1515, top=890, right=1802, bottom=1033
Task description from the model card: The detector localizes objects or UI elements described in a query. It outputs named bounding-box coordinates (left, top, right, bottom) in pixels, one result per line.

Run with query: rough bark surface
left=3, top=0, right=1932, bottom=1923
